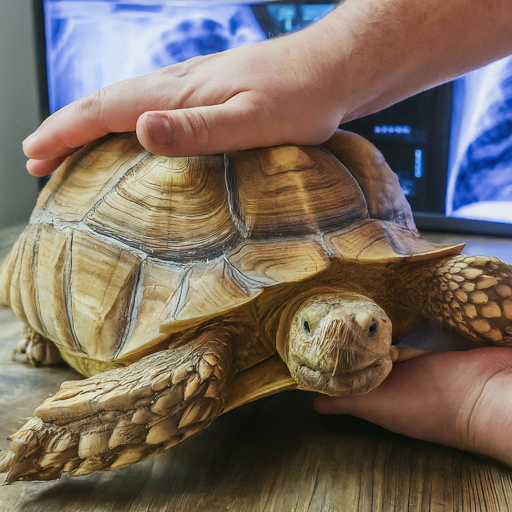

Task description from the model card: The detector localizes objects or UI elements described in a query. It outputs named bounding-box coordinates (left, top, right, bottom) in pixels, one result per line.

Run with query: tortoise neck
left=361, top=261, right=434, bottom=335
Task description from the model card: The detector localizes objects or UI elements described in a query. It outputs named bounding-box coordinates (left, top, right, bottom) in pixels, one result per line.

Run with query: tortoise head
left=277, top=290, right=398, bottom=396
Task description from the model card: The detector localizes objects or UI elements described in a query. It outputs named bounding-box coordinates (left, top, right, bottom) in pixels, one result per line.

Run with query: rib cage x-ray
left=448, top=56, right=512, bottom=223
left=44, top=1, right=267, bottom=114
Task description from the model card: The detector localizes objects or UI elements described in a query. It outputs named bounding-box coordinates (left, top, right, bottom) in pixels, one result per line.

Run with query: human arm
left=23, top=0, right=512, bottom=176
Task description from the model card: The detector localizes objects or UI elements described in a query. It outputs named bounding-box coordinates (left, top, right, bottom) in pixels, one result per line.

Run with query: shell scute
left=227, top=145, right=368, bottom=238
left=0, top=227, right=24, bottom=306
left=227, top=238, right=330, bottom=286
left=160, top=258, right=262, bottom=334
left=35, top=225, right=76, bottom=351
left=32, top=133, right=146, bottom=223
left=8, top=224, right=42, bottom=329
left=117, top=258, right=187, bottom=360
left=325, top=219, right=464, bottom=263
left=69, top=230, right=141, bottom=359
left=85, top=153, right=239, bottom=262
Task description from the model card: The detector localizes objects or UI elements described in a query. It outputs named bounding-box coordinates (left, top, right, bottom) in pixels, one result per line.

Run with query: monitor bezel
left=33, top=0, right=50, bottom=121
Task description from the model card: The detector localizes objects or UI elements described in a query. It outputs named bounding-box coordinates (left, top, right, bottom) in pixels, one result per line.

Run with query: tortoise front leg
left=424, top=255, right=512, bottom=345
left=13, top=325, right=62, bottom=367
left=0, top=328, right=232, bottom=483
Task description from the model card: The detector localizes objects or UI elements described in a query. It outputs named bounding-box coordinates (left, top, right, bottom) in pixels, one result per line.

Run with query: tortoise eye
left=368, top=321, right=378, bottom=336
left=303, top=320, right=311, bottom=334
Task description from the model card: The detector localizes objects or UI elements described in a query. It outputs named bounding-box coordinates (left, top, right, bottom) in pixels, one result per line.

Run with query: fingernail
left=147, top=114, right=172, bottom=146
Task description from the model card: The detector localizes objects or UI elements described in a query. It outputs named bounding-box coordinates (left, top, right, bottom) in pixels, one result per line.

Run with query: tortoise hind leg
left=13, top=325, right=62, bottom=367
left=424, top=255, right=512, bottom=345
left=0, top=329, right=232, bottom=483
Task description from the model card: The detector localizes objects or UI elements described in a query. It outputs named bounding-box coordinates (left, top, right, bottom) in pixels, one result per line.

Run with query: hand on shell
left=22, top=0, right=512, bottom=178
left=314, top=347, right=512, bottom=468
left=23, top=28, right=343, bottom=177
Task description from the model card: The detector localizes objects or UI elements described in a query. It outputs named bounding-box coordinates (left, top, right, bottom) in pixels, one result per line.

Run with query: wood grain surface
left=1, top=226, right=512, bottom=511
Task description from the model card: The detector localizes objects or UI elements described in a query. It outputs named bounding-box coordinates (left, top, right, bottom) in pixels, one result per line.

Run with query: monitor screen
left=447, top=55, right=512, bottom=225
left=41, top=0, right=512, bottom=232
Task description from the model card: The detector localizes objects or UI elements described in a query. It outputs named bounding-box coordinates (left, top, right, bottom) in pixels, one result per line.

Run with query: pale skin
left=21, top=0, right=512, bottom=466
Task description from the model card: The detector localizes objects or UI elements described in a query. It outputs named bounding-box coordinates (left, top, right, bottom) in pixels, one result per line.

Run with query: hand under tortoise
left=0, top=130, right=511, bottom=483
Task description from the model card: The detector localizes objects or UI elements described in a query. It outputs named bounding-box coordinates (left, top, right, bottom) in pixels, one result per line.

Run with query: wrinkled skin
left=284, top=292, right=396, bottom=396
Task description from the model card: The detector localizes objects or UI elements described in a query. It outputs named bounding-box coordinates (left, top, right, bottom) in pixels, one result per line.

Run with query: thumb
left=313, top=355, right=435, bottom=420
left=312, top=352, right=466, bottom=444
left=136, top=100, right=269, bottom=157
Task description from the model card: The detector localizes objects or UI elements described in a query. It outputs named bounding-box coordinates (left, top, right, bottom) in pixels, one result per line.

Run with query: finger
left=313, top=395, right=356, bottom=415
left=26, top=156, right=69, bottom=177
left=136, top=96, right=275, bottom=157
left=23, top=77, right=166, bottom=161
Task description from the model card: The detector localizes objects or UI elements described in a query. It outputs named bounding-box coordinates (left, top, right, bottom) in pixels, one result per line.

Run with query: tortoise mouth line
left=297, top=360, right=381, bottom=379
left=296, top=356, right=387, bottom=379
left=292, top=357, right=391, bottom=394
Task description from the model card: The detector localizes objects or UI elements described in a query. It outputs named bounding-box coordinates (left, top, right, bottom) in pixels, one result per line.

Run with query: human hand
left=314, top=347, right=512, bottom=467
left=23, top=26, right=345, bottom=177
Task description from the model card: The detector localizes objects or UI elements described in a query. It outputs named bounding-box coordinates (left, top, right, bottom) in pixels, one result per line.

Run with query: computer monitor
left=36, top=0, right=512, bottom=235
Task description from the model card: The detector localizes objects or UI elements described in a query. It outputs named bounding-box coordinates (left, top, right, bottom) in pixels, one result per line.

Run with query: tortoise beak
left=291, top=355, right=394, bottom=396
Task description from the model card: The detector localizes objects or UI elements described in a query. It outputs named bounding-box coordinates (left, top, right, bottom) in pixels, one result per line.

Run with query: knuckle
left=73, top=88, right=111, bottom=137
left=241, top=96, right=261, bottom=118
left=159, top=58, right=198, bottom=80
left=75, top=88, right=106, bottom=120
left=42, top=114, right=73, bottom=152
left=180, top=109, right=211, bottom=146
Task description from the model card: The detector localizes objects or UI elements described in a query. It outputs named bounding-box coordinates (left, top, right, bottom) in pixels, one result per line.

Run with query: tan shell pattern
left=0, top=133, right=461, bottom=363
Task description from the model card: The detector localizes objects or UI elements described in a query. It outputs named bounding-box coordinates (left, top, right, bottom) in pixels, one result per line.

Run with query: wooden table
left=1, top=225, right=512, bottom=511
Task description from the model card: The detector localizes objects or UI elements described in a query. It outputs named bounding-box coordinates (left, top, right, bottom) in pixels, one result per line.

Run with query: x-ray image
left=150, top=8, right=266, bottom=68
left=43, top=1, right=267, bottom=113
left=447, top=55, right=512, bottom=223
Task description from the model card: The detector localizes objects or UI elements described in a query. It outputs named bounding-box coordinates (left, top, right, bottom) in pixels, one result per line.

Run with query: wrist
left=459, top=366, right=512, bottom=468
left=294, top=2, right=405, bottom=124
left=299, top=0, right=512, bottom=124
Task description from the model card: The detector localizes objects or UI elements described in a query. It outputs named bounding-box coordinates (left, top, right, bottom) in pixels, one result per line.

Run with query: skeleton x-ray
left=44, top=1, right=267, bottom=113
left=448, top=56, right=512, bottom=223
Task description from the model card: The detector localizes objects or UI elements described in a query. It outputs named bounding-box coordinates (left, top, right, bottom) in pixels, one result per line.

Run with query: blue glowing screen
left=447, top=56, right=512, bottom=224
left=43, top=1, right=335, bottom=113
left=43, top=1, right=268, bottom=113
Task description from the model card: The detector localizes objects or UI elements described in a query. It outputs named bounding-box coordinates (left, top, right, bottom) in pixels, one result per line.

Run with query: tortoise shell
left=0, top=132, right=462, bottom=364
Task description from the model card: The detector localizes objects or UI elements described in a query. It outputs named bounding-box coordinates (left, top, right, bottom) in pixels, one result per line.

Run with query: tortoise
left=0, top=130, right=511, bottom=483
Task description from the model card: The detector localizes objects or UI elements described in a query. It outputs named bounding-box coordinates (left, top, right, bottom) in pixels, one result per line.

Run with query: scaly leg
left=13, top=325, right=62, bottom=367
left=424, top=255, right=512, bottom=345
left=0, top=328, right=232, bottom=483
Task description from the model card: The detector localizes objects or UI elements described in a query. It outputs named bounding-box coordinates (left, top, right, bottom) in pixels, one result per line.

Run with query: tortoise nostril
left=368, top=321, right=378, bottom=336
left=303, top=320, right=310, bottom=334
